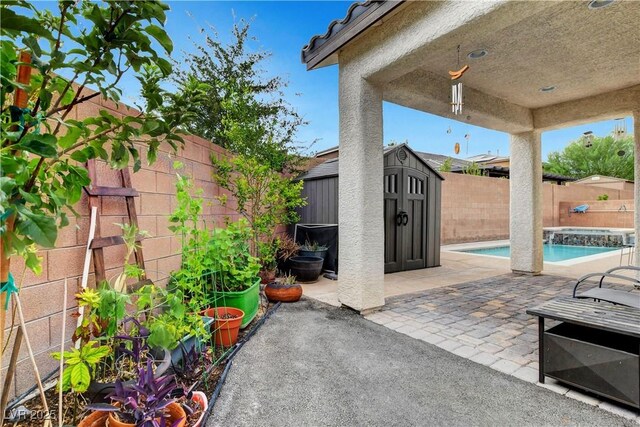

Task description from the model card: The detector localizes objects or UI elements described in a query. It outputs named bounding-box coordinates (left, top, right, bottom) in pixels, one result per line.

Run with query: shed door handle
left=397, top=212, right=404, bottom=226
left=402, top=212, right=409, bottom=226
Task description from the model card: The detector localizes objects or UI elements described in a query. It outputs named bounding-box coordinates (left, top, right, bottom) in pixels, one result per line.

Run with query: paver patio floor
left=365, top=273, right=640, bottom=420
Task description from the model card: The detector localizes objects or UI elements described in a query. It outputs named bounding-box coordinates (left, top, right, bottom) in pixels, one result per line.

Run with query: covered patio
left=302, top=0, right=640, bottom=312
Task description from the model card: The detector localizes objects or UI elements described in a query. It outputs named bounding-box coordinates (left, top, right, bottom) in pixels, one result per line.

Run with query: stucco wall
left=1, top=96, right=239, bottom=397
left=441, top=172, right=634, bottom=244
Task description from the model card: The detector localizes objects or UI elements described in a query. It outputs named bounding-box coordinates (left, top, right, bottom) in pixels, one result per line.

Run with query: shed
left=296, top=144, right=443, bottom=273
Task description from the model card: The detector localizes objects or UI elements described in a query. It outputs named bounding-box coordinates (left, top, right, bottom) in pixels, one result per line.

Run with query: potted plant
left=170, top=347, right=211, bottom=427
left=83, top=360, right=186, bottom=427
left=205, top=220, right=261, bottom=328
left=201, top=307, right=245, bottom=348
left=298, top=240, right=329, bottom=260
left=265, top=274, right=303, bottom=303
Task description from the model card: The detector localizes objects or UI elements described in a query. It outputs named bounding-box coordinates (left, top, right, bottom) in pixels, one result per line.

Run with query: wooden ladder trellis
left=85, top=159, right=148, bottom=288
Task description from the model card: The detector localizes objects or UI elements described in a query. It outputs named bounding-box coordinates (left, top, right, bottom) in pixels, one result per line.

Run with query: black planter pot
left=289, top=256, right=324, bottom=283
left=298, top=249, right=328, bottom=261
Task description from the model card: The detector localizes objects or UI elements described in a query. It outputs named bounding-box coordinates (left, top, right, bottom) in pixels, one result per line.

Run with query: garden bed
left=8, top=302, right=279, bottom=426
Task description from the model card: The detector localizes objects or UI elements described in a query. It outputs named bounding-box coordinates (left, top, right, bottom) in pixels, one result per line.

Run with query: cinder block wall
left=2, top=96, right=240, bottom=398
left=558, top=199, right=634, bottom=228
left=441, top=172, right=635, bottom=244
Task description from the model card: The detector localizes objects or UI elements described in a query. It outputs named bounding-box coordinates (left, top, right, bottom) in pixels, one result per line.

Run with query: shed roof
left=298, top=144, right=444, bottom=181
left=572, top=175, right=634, bottom=184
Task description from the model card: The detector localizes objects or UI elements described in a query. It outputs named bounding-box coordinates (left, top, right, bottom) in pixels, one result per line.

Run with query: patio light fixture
left=588, top=0, right=616, bottom=9
left=467, top=49, right=488, bottom=60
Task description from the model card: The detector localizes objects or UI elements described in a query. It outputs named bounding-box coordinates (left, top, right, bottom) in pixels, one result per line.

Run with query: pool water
left=459, top=244, right=618, bottom=262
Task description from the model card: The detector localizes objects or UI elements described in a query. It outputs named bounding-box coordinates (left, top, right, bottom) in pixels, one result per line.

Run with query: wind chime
left=613, top=118, right=627, bottom=140
left=582, top=131, right=594, bottom=148
left=449, top=45, right=469, bottom=116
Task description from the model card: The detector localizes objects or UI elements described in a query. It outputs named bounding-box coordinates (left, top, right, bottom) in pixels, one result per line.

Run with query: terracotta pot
left=265, top=281, right=302, bottom=303
left=78, top=410, right=108, bottom=427
left=191, top=391, right=209, bottom=427
left=202, top=307, right=245, bottom=347
left=106, top=402, right=186, bottom=427
left=258, top=269, right=276, bottom=284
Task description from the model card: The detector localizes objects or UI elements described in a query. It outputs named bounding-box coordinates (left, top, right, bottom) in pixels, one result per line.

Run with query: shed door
left=384, top=167, right=428, bottom=273
left=403, top=170, right=428, bottom=271
left=384, top=168, right=402, bottom=273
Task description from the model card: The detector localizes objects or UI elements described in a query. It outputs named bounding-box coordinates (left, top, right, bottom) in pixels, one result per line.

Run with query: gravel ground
left=210, top=298, right=634, bottom=427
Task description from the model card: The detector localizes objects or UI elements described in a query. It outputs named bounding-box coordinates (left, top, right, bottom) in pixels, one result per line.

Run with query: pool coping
left=442, top=240, right=627, bottom=267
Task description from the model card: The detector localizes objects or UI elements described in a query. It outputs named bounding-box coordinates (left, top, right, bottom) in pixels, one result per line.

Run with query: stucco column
left=337, top=64, right=385, bottom=312
left=634, top=111, right=640, bottom=266
left=509, top=130, right=543, bottom=274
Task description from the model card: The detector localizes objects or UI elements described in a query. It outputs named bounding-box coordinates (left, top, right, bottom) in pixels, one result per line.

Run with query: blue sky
left=34, top=1, right=634, bottom=160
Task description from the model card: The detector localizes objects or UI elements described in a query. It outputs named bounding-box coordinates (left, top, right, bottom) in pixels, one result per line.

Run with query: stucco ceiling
left=415, top=0, right=640, bottom=109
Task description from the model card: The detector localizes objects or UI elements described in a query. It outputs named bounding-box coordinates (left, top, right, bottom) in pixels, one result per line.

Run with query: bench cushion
left=577, top=288, right=640, bottom=309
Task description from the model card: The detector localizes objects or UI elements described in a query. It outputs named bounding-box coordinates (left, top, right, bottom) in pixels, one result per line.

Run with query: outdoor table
left=527, top=297, right=640, bottom=409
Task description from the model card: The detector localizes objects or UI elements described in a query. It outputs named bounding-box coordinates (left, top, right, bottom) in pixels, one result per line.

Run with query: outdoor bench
left=527, top=297, right=640, bottom=409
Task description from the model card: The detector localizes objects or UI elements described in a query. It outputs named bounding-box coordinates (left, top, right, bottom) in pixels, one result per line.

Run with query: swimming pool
left=458, top=244, right=619, bottom=262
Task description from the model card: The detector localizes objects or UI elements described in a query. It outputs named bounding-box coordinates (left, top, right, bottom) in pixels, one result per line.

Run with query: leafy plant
left=87, top=360, right=182, bottom=427
left=212, top=154, right=306, bottom=270
left=134, top=284, right=208, bottom=350
left=52, top=340, right=110, bottom=393
left=167, top=172, right=211, bottom=311
left=73, top=285, right=130, bottom=345
left=276, top=273, right=297, bottom=286
left=597, top=194, right=609, bottom=201
left=207, top=219, right=261, bottom=293
left=1, top=0, right=209, bottom=277
left=276, top=234, right=299, bottom=262
left=300, top=240, right=328, bottom=252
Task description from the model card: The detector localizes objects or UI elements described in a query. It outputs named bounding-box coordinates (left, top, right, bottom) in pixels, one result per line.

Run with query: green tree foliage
left=439, top=158, right=453, bottom=172
left=1, top=0, right=208, bottom=272
left=176, top=19, right=307, bottom=172
left=212, top=154, right=306, bottom=268
left=544, top=136, right=633, bottom=180
left=463, top=161, right=485, bottom=176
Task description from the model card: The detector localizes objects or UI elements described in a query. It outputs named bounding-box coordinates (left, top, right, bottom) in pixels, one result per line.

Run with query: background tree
left=544, top=135, right=633, bottom=180
left=176, top=19, right=307, bottom=172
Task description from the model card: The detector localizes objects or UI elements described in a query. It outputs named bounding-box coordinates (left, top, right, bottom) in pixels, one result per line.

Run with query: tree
left=176, top=19, right=307, bottom=172
left=544, top=135, right=633, bottom=180
left=439, top=158, right=453, bottom=172
left=212, top=154, right=306, bottom=270
left=0, top=0, right=208, bottom=389
left=1, top=0, right=207, bottom=275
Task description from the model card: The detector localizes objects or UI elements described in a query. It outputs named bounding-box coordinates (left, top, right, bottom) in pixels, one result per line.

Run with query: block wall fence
left=440, top=172, right=634, bottom=244
left=1, top=96, right=241, bottom=398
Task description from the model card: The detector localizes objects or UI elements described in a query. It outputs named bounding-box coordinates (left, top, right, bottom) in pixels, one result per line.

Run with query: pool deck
left=302, top=241, right=633, bottom=307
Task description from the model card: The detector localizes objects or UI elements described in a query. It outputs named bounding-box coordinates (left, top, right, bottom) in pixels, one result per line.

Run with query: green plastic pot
left=211, top=278, right=260, bottom=329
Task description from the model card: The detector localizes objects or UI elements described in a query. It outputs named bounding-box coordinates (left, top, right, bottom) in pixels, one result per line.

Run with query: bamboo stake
left=14, top=293, right=52, bottom=427
left=57, top=279, right=68, bottom=427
